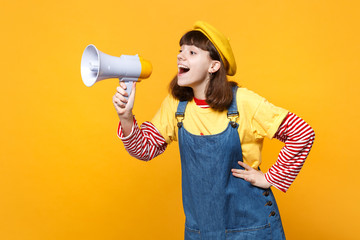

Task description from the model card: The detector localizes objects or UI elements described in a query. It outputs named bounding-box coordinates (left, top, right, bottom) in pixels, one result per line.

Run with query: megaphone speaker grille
left=81, top=44, right=100, bottom=87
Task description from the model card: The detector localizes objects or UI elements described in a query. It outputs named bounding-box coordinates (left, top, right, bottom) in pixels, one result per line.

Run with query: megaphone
left=80, top=44, right=152, bottom=98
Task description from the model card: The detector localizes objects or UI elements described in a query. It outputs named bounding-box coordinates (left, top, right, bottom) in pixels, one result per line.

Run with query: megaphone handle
left=123, top=81, right=133, bottom=100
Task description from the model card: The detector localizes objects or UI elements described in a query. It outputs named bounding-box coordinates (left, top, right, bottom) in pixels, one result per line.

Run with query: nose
left=177, top=51, right=185, bottom=61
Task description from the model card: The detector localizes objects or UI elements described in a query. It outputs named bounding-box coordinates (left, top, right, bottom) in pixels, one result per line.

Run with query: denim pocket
left=225, top=223, right=272, bottom=240
left=184, top=226, right=201, bottom=240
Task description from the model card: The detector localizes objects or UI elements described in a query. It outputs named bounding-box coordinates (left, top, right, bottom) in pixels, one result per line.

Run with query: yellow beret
left=193, top=21, right=237, bottom=76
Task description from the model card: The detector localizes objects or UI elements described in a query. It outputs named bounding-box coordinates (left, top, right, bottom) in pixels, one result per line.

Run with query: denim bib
left=176, top=87, right=286, bottom=240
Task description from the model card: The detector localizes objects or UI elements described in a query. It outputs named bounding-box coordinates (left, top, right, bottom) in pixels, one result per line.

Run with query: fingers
left=237, top=161, right=253, bottom=171
left=231, top=169, right=254, bottom=183
left=231, top=168, right=255, bottom=183
left=113, top=93, right=127, bottom=108
left=116, top=82, right=136, bottom=103
left=116, top=85, right=129, bottom=98
left=114, top=84, right=129, bottom=103
left=113, top=82, right=136, bottom=117
left=113, top=93, right=128, bottom=117
left=232, top=161, right=256, bottom=183
left=231, top=161, right=251, bottom=175
left=119, top=81, right=126, bottom=88
left=113, top=94, right=127, bottom=108
left=231, top=162, right=270, bottom=189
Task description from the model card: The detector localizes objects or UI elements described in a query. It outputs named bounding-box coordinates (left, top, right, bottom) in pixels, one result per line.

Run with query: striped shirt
left=118, top=108, right=314, bottom=193
left=264, top=112, right=315, bottom=192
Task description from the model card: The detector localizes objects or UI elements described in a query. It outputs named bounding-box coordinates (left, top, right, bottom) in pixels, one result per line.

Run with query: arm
left=117, top=118, right=167, bottom=161
left=264, top=112, right=315, bottom=192
left=113, top=81, right=136, bottom=137
left=113, top=82, right=168, bottom=161
left=232, top=112, right=315, bottom=192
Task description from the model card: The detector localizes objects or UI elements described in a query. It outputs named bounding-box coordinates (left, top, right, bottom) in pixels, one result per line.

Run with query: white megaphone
left=81, top=44, right=152, bottom=98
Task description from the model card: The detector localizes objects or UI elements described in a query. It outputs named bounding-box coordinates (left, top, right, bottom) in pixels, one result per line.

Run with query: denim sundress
left=176, top=87, right=286, bottom=240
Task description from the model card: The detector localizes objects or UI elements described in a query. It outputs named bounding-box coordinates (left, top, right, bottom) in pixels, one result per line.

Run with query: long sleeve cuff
left=117, top=117, right=137, bottom=141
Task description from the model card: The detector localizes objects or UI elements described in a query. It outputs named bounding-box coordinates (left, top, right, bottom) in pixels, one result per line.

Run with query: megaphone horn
left=80, top=44, right=152, bottom=98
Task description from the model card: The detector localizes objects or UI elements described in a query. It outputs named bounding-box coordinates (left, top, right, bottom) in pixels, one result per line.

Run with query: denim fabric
left=176, top=87, right=286, bottom=240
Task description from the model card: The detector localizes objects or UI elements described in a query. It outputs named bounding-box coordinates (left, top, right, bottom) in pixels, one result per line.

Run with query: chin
left=177, top=78, right=188, bottom=87
left=177, top=82, right=185, bottom=87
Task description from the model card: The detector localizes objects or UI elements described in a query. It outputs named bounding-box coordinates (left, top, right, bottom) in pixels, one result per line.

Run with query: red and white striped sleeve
left=264, top=112, right=315, bottom=193
left=117, top=117, right=167, bottom=161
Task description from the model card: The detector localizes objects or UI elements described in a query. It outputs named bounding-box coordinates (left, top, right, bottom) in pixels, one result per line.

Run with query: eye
left=190, top=51, right=196, bottom=55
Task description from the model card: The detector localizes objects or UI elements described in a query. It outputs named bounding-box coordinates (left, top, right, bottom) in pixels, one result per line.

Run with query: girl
left=113, top=21, right=315, bottom=240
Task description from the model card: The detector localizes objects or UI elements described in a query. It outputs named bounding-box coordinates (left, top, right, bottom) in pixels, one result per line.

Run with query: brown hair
left=169, top=30, right=237, bottom=112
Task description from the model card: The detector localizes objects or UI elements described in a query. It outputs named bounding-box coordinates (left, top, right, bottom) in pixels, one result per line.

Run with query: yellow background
left=1, top=0, right=359, bottom=239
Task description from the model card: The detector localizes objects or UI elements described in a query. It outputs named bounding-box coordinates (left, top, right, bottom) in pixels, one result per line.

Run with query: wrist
left=118, top=114, right=135, bottom=137
left=264, top=173, right=273, bottom=188
left=118, top=112, right=134, bottom=122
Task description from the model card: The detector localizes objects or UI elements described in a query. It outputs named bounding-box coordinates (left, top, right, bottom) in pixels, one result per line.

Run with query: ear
left=208, top=60, right=221, bottom=74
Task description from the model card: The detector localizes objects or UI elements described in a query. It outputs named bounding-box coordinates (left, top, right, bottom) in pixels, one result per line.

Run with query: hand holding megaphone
left=80, top=44, right=152, bottom=99
left=112, top=81, right=137, bottom=119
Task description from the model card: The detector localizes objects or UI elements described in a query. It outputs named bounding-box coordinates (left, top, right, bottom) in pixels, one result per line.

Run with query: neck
left=193, top=89, right=206, bottom=99
left=191, top=78, right=209, bottom=99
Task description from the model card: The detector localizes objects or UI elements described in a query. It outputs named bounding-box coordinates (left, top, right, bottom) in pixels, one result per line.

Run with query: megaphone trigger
left=124, top=81, right=134, bottom=100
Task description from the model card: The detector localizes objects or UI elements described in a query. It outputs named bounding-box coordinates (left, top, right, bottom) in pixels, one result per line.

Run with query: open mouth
left=178, top=64, right=190, bottom=75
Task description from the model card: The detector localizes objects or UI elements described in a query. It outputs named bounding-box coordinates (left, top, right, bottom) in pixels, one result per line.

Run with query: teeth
left=178, top=64, right=189, bottom=69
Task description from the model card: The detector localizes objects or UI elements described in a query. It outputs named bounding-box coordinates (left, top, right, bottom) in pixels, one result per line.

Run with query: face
left=177, top=45, right=217, bottom=95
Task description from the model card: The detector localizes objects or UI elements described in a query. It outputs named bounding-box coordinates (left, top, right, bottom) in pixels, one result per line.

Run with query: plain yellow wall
left=1, top=0, right=359, bottom=239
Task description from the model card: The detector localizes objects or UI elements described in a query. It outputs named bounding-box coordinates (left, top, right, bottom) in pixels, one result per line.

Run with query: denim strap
left=227, top=86, right=239, bottom=125
left=176, top=100, right=188, bottom=128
